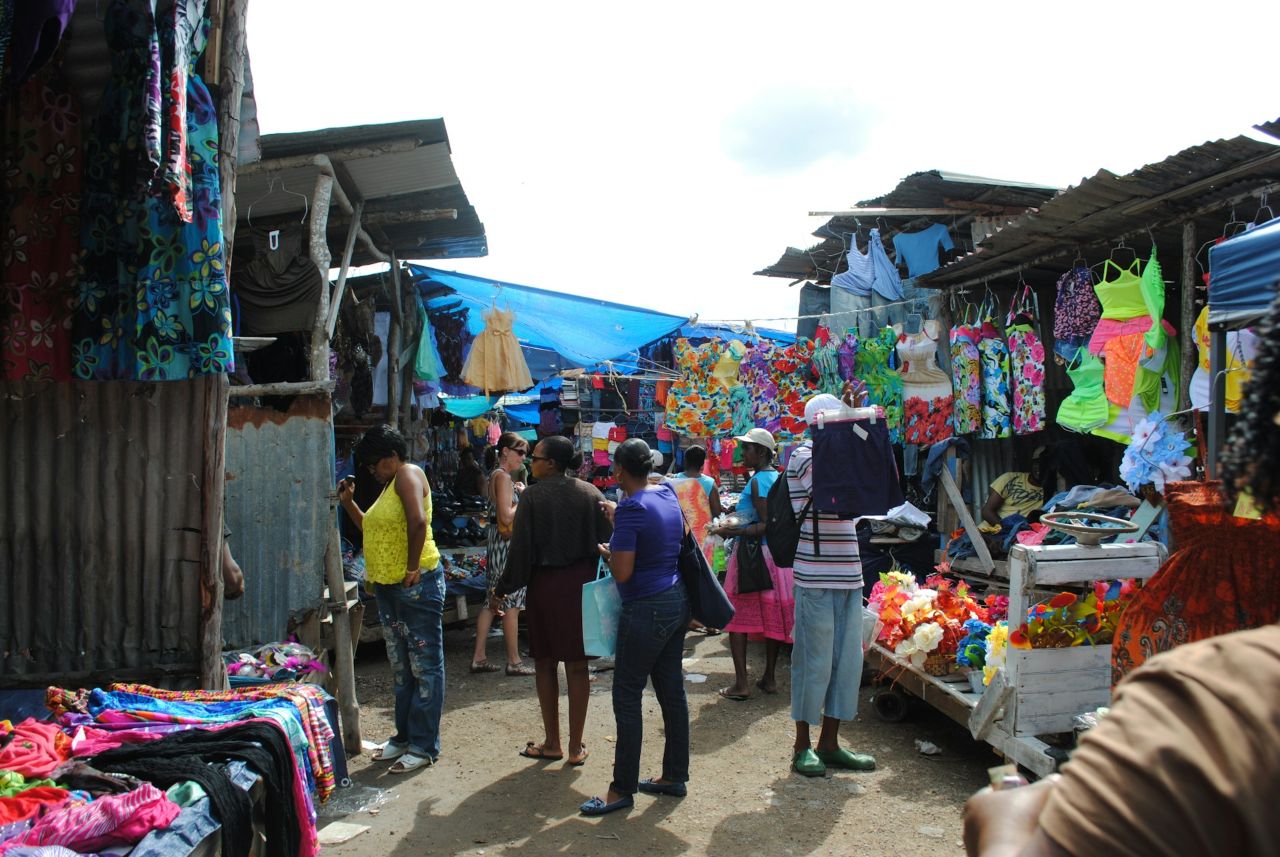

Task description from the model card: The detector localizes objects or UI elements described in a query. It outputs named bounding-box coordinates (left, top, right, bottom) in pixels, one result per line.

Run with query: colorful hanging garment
left=854, top=326, right=904, bottom=441
left=810, top=326, right=843, bottom=395
left=837, top=332, right=859, bottom=382
left=1005, top=284, right=1047, bottom=435
left=72, top=1, right=233, bottom=381
left=1052, top=265, right=1100, bottom=363
left=739, top=341, right=783, bottom=434
left=1, top=54, right=79, bottom=381
left=976, top=297, right=1012, bottom=439
left=949, top=305, right=981, bottom=435
left=664, top=338, right=734, bottom=437
left=771, top=339, right=818, bottom=440
left=897, top=320, right=953, bottom=446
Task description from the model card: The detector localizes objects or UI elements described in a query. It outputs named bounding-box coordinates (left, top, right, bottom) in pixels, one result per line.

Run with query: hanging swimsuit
left=1052, top=265, right=1100, bottom=363
left=950, top=307, right=982, bottom=435
left=1056, top=350, right=1110, bottom=433
left=1005, top=285, right=1046, bottom=435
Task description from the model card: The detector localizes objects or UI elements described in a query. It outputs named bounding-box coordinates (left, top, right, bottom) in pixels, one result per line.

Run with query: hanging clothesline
left=696, top=295, right=927, bottom=327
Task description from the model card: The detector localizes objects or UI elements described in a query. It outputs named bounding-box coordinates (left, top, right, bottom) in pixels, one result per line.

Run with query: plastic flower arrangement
left=982, top=622, right=1009, bottom=685
left=955, top=618, right=992, bottom=668
left=896, top=622, right=944, bottom=667
left=868, top=568, right=989, bottom=660
left=1119, top=413, right=1192, bottom=493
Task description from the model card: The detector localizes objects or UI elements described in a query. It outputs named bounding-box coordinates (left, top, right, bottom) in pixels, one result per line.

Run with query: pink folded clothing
left=0, top=721, right=71, bottom=779
left=592, top=449, right=611, bottom=466
left=1087, top=316, right=1175, bottom=355
left=0, top=782, right=179, bottom=854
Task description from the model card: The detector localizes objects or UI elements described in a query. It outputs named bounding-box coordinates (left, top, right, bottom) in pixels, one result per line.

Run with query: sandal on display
left=519, top=742, right=564, bottom=762
left=579, top=794, right=634, bottom=816
left=638, top=778, right=687, bottom=797
left=373, top=741, right=408, bottom=762
left=389, top=753, right=433, bottom=774
left=470, top=660, right=501, bottom=674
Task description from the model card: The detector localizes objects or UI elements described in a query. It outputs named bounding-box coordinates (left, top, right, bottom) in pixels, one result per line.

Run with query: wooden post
left=308, top=173, right=335, bottom=382
left=199, top=374, right=229, bottom=690
left=216, top=0, right=249, bottom=272
left=940, top=466, right=995, bottom=574
left=1178, top=221, right=1196, bottom=416
left=324, top=523, right=362, bottom=752
left=387, top=256, right=404, bottom=425
left=326, top=200, right=364, bottom=340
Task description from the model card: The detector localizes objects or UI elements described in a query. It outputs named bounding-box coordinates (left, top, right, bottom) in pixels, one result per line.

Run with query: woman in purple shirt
left=582, top=439, right=690, bottom=816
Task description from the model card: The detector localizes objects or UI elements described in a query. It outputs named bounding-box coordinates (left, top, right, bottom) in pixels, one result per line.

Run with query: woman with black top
left=495, top=435, right=612, bottom=767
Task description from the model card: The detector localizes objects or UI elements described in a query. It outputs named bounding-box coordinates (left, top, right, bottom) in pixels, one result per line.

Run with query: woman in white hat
left=709, top=427, right=796, bottom=700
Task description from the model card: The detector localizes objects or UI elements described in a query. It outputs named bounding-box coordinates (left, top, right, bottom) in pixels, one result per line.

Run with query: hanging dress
left=772, top=339, right=818, bottom=440
left=665, top=338, right=734, bottom=437
left=976, top=297, right=1012, bottom=439
left=1004, top=284, right=1047, bottom=435
left=854, top=326, right=904, bottom=441
left=461, top=306, right=534, bottom=394
left=897, top=320, right=954, bottom=446
left=739, top=341, right=783, bottom=435
left=1052, top=265, right=1101, bottom=363
left=949, top=306, right=982, bottom=435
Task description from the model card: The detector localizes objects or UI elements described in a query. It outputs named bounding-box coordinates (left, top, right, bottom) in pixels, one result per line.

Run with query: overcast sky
left=247, top=2, right=1277, bottom=331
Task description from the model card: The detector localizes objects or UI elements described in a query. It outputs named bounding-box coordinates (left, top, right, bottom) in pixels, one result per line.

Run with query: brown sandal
left=505, top=662, right=536, bottom=676
left=470, top=660, right=501, bottom=674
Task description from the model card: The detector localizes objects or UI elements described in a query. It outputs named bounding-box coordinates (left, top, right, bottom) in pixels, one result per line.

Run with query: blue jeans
left=375, top=566, right=446, bottom=759
left=610, top=582, right=691, bottom=796
left=791, top=586, right=864, bottom=726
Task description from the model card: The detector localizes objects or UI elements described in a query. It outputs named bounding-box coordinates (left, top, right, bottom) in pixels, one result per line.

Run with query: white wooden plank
left=1032, top=556, right=1165, bottom=585
left=969, top=670, right=1013, bottom=740
left=1016, top=669, right=1111, bottom=694
left=941, top=467, right=995, bottom=574
left=1014, top=688, right=1111, bottom=736
left=988, top=723, right=1057, bottom=778
left=1024, top=542, right=1163, bottom=563
left=1012, top=646, right=1110, bottom=674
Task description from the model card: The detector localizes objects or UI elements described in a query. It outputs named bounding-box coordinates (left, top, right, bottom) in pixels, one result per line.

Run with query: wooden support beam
left=324, top=526, right=362, bottom=753
left=326, top=200, right=364, bottom=340
left=386, top=255, right=404, bottom=426
left=1179, top=221, right=1197, bottom=414
left=307, top=172, right=335, bottom=382
left=236, top=138, right=425, bottom=175
left=808, top=207, right=968, bottom=217
left=940, top=466, right=995, bottom=574
left=969, top=670, right=1012, bottom=740
left=329, top=209, right=458, bottom=227
left=199, top=374, right=229, bottom=690
left=228, top=379, right=335, bottom=398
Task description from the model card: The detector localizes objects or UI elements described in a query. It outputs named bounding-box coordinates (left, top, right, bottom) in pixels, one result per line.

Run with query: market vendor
left=453, top=446, right=486, bottom=497
left=980, top=447, right=1047, bottom=526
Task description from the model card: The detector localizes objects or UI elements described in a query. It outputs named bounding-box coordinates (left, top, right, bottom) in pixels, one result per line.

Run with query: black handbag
left=678, top=530, right=735, bottom=629
left=734, top=536, right=774, bottom=594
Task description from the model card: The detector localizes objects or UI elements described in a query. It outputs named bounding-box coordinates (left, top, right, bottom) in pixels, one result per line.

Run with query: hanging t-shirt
left=868, top=229, right=904, bottom=300
left=892, top=223, right=955, bottom=278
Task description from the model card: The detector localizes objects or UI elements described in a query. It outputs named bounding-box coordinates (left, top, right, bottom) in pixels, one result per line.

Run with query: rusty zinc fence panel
left=221, top=395, right=331, bottom=650
left=0, top=379, right=208, bottom=684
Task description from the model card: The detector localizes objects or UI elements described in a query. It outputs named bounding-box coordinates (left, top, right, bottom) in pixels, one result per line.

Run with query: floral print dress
left=771, top=339, right=817, bottom=440
left=854, top=326, right=903, bottom=441
left=898, top=321, right=954, bottom=446
left=1005, top=286, right=1046, bottom=435
left=739, top=341, right=783, bottom=434
left=72, top=0, right=233, bottom=381
left=949, top=312, right=981, bottom=435
left=976, top=301, right=1012, bottom=439
left=664, top=338, right=734, bottom=437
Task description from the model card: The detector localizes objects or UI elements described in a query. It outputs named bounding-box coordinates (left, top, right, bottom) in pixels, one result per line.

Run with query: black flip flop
left=519, top=742, right=564, bottom=761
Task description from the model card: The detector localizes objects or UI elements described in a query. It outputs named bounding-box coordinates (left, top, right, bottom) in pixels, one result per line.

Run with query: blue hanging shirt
left=832, top=242, right=874, bottom=296
left=892, top=223, right=955, bottom=278
left=868, top=229, right=903, bottom=300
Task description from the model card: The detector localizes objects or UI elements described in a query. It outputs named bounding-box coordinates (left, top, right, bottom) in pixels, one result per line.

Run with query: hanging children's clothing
left=896, top=320, right=953, bottom=446
left=976, top=298, right=1011, bottom=439
left=1056, top=349, right=1110, bottom=433
left=950, top=305, right=982, bottom=435
left=892, top=223, right=954, bottom=278
left=1004, top=285, right=1046, bottom=435
left=1052, top=265, right=1100, bottom=363
left=461, top=306, right=534, bottom=394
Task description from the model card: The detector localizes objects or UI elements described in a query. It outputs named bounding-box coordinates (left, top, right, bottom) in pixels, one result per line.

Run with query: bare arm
left=707, top=481, right=723, bottom=518
left=396, top=465, right=428, bottom=575
left=338, top=478, right=364, bottom=530
left=603, top=547, right=636, bottom=584
left=492, top=469, right=517, bottom=531
left=981, top=488, right=1005, bottom=526
left=963, top=778, right=1072, bottom=857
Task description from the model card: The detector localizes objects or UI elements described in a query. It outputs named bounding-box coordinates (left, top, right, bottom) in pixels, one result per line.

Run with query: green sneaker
left=815, top=748, right=876, bottom=771
left=792, top=748, right=826, bottom=777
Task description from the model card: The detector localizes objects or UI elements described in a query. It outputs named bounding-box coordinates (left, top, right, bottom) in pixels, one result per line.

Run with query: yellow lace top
left=363, top=476, right=440, bottom=585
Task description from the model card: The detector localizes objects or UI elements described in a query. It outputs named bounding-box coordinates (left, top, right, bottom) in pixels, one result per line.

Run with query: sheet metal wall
left=222, top=395, right=331, bottom=649
left=0, top=380, right=208, bottom=681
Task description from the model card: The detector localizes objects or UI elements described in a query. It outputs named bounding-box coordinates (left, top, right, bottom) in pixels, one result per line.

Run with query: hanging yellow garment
left=462, top=307, right=534, bottom=394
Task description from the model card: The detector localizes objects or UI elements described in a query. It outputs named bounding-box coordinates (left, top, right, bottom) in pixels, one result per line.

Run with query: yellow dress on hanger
left=462, top=306, right=534, bottom=394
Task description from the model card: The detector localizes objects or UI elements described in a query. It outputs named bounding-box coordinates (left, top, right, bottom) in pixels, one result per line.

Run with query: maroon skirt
left=526, top=557, right=597, bottom=662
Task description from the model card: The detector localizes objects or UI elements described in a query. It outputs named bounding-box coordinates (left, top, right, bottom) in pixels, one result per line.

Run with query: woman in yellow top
left=338, top=424, right=445, bottom=774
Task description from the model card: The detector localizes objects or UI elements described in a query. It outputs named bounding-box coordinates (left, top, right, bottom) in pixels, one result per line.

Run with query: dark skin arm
left=598, top=546, right=635, bottom=584
left=963, top=777, right=1072, bottom=857
left=337, top=476, right=362, bottom=529
left=395, top=464, right=429, bottom=587
left=981, top=488, right=1006, bottom=526
left=708, top=481, right=723, bottom=518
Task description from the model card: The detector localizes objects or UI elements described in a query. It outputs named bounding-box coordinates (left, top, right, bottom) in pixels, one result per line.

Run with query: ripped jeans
left=375, top=566, right=446, bottom=759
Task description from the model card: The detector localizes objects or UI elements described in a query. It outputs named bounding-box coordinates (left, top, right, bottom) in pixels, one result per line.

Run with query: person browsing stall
left=581, top=438, right=691, bottom=816
left=495, top=435, right=612, bottom=767
left=337, top=424, right=445, bottom=774
left=981, top=447, right=1048, bottom=526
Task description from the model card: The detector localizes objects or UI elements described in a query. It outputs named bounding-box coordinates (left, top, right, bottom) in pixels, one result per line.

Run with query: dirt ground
left=318, top=624, right=993, bottom=857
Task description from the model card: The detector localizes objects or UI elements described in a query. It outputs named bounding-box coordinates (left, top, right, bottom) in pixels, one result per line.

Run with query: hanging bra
left=1093, top=258, right=1147, bottom=320
left=1056, top=350, right=1110, bottom=432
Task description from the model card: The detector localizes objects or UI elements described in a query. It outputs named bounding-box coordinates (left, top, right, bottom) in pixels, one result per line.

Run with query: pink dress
left=723, top=471, right=795, bottom=643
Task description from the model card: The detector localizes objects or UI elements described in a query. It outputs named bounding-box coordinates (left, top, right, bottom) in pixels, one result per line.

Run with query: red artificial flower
left=1048, top=592, right=1077, bottom=609
left=1009, top=626, right=1032, bottom=649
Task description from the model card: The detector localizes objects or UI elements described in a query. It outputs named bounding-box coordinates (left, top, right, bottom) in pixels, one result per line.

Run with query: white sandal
left=373, top=741, right=407, bottom=762
left=388, top=752, right=432, bottom=773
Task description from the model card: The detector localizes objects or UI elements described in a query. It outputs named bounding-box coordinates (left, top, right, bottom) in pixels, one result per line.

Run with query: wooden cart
left=866, top=541, right=1167, bottom=778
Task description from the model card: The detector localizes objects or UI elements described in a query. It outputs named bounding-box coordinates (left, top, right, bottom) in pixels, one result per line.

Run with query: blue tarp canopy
left=412, top=266, right=687, bottom=367
left=1210, top=219, right=1280, bottom=328
left=440, top=377, right=562, bottom=420
left=680, top=322, right=796, bottom=344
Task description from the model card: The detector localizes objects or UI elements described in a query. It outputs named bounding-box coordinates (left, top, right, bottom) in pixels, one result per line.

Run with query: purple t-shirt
left=610, top=483, right=684, bottom=603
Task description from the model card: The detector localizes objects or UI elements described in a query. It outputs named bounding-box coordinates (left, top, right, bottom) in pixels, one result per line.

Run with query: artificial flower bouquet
left=866, top=569, right=1001, bottom=671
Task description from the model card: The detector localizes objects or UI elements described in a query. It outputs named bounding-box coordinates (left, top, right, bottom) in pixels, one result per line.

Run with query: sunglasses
left=529, top=454, right=553, bottom=462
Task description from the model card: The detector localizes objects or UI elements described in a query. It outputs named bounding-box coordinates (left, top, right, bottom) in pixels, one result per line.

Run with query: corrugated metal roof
left=236, top=119, right=487, bottom=265
left=756, top=170, right=1059, bottom=283
left=920, top=132, right=1280, bottom=288
left=222, top=396, right=333, bottom=650
left=0, top=380, right=209, bottom=685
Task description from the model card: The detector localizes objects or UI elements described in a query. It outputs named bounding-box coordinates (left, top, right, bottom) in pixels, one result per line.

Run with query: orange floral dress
left=1112, top=481, right=1280, bottom=685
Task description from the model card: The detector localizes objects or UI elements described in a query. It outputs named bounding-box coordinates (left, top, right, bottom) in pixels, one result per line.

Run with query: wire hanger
left=1252, top=191, right=1275, bottom=226
left=246, top=175, right=310, bottom=232
left=1222, top=206, right=1248, bottom=240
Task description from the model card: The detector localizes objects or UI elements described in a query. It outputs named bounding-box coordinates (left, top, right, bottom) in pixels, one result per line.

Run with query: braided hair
left=1221, top=285, right=1280, bottom=514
